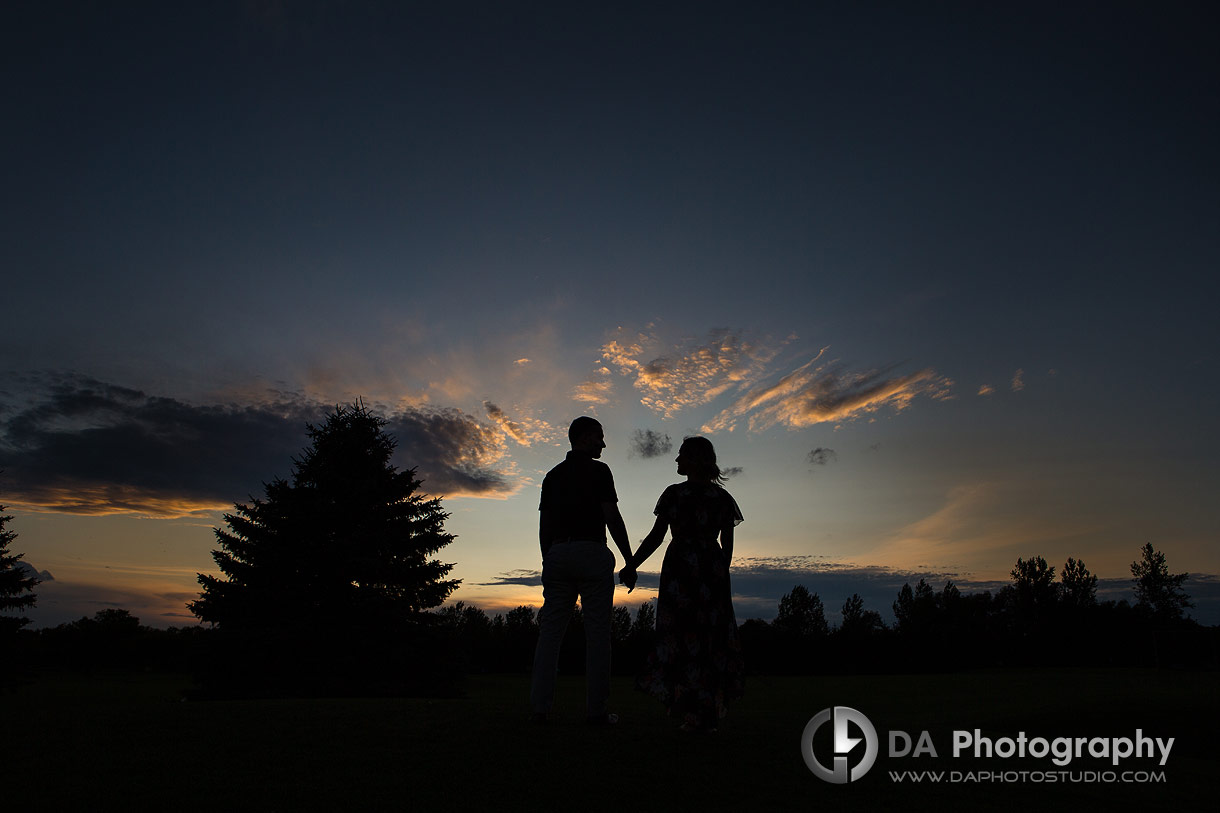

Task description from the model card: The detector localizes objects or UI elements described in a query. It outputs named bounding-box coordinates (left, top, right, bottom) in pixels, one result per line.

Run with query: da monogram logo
left=801, top=706, right=879, bottom=783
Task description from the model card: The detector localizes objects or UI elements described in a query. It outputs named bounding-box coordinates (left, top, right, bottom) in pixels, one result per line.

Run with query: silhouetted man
left=530, top=416, right=635, bottom=724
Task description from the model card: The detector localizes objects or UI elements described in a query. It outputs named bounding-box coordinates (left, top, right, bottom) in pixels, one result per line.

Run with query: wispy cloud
left=977, top=384, right=995, bottom=396
left=598, top=328, right=787, bottom=419
left=483, top=401, right=554, bottom=447
left=629, top=429, right=672, bottom=459
left=0, top=375, right=521, bottom=517
left=1011, top=369, right=1025, bottom=392
left=572, top=366, right=614, bottom=406
left=703, top=354, right=953, bottom=433
left=863, top=482, right=1104, bottom=576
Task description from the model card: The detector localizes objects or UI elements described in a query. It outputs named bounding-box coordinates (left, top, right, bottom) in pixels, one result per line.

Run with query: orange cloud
left=703, top=355, right=953, bottom=433
left=482, top=401, right=555, bottom=447
left=599, top=328, right=786, bottom=419
left=572, top=366, right=615, bottom=405
left=5, top=483, right=226, bottom=519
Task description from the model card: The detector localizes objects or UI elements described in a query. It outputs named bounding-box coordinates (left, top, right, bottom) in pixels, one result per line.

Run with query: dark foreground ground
left=8, top=667, right=1217, bottom=811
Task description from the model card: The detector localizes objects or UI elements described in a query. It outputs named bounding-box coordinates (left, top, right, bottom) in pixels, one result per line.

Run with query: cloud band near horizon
left=0, top=375, right=518, bottom=517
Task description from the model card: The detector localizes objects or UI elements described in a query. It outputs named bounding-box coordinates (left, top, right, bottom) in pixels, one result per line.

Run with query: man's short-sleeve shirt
left=539, top=450, right=618, bottom=543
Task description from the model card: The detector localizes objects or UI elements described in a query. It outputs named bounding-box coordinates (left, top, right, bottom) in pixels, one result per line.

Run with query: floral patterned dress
left=636, top=482, right=745, bottom=729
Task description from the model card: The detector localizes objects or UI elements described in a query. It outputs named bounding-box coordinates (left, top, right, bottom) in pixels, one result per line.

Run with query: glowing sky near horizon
left=1, top=1, right=1216, bottom=627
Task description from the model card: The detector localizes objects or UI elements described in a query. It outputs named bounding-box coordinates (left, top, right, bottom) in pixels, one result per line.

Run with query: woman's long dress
left=637, top=482, right=745, bottom=729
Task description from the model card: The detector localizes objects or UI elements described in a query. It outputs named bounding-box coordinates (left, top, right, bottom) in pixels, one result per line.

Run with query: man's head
left=568, top=416, right=606, bottom=457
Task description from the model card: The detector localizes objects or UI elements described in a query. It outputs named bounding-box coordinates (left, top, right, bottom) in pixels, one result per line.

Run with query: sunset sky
left=2, top=1, right=1216, bottom=628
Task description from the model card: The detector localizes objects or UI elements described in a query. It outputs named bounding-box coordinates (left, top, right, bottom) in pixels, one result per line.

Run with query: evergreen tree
left=1130, top=542, right=1192, bottom=624
left=0, top=502, right=39, bottom=634
left=190, top=403, right=459, bottom=632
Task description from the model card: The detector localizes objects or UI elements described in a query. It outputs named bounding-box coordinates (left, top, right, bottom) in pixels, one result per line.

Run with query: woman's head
left=676, top=436, right=724, bottom=484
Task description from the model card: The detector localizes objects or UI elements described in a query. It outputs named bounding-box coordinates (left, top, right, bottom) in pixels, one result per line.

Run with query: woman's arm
left=631, top=515, right=669, bottom=569
left=720, top=523, right=734, bottom=567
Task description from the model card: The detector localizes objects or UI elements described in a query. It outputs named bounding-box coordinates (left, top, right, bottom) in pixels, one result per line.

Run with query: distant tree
left=191, top=403, right=459, bottom=632
left=86, top=608, right=142, bottom=634
left=774, top=585, right=829, bottom=638
left=437, top=602, right=491, bottom=636
left=624, top=599, right=658, bottom=668
left=631, top=599, right=656, bottom=637
left=1060, top=557, right=1098, bottom=608
left=497, top=605, right=539, bottom=672
left=611, top=606, right=632, bottom=643
left=1010, top=556, right=1057, bottom=603
left=1130, top=543, right=1192, bottom=624
left=504, top=605, right=538, bottom=636
left=838, top=593, right=884, bottom=637
left=941, top=581, right=961, bottom=605
left=892, top=579, right=938, bottom=635
left=0, top=502, right=39, bottom=634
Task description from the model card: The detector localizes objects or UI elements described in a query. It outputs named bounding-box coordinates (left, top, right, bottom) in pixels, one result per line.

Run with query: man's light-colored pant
left=530, top=540, right=615, bottom=716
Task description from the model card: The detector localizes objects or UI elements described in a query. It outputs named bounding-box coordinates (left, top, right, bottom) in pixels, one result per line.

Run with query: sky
left=2, top=1, right=1217, bottom=628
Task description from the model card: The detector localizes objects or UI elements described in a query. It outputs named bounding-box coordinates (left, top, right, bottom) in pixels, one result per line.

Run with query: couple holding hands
left=529, top=417, right=745, bottom=733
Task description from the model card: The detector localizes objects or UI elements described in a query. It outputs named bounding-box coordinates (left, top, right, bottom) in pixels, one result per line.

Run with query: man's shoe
left=585, top=712, right=620, bottom=726
left=528, top=712, right=549, bottom=725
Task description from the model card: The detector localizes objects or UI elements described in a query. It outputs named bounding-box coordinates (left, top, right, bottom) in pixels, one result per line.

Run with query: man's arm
left=539, top=509, right=557, bottom=558
left=602, top=502, right=633, bottom=566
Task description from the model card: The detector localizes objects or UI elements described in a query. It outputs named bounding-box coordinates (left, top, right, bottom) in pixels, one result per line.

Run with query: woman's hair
left=680, top=436, right=725, bottom=484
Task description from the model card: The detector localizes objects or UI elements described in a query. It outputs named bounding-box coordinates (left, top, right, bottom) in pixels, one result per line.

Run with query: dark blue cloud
left=0, top=375, right=512, bottom=516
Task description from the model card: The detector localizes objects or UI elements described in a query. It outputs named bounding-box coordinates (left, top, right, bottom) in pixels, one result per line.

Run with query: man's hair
left=568, top=416, right=602, bottom=445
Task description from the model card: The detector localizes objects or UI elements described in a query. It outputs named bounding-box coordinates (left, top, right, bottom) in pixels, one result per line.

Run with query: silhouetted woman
left=628, top=436, right=744, bottom=732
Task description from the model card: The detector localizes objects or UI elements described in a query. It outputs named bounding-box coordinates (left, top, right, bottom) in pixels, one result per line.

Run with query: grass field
left=9, top=666, right=1216, bottom=811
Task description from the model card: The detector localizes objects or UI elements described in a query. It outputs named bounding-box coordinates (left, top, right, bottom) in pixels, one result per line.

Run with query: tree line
left=7, top=538, right=1211, bottom=685
left=1, top=405, right=1214, bottom=695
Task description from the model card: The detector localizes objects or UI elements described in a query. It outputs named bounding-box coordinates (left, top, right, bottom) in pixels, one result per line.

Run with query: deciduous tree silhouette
left=632, top=599, right=656, bottom=637
left=893, top=579, right=938, bottom=636
left=1005, top=555, right=1058, bottom=636
left=191, top=402, right=458, bottom=631
left=1130, top=542, right=1192, bottom=624
left=1010, top=555, right=1057, bottom=603
left=1060, top=557, right=1098, bottom=608
left=611, top=606, right=632, bottom=644
left=838, top=593, right=884, bottom=637
left=505, top=605, right=539, bottom=637
left=774, top=585, right=829, bottom=638
left=0, top=501, right=38, bottom=634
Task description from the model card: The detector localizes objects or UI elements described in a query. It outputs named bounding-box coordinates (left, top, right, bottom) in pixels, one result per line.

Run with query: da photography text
left=801, top=706, right=1174, bottom=785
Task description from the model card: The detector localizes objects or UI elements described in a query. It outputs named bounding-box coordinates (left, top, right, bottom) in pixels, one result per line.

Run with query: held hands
left=618, top=565, right=638, bottom=593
